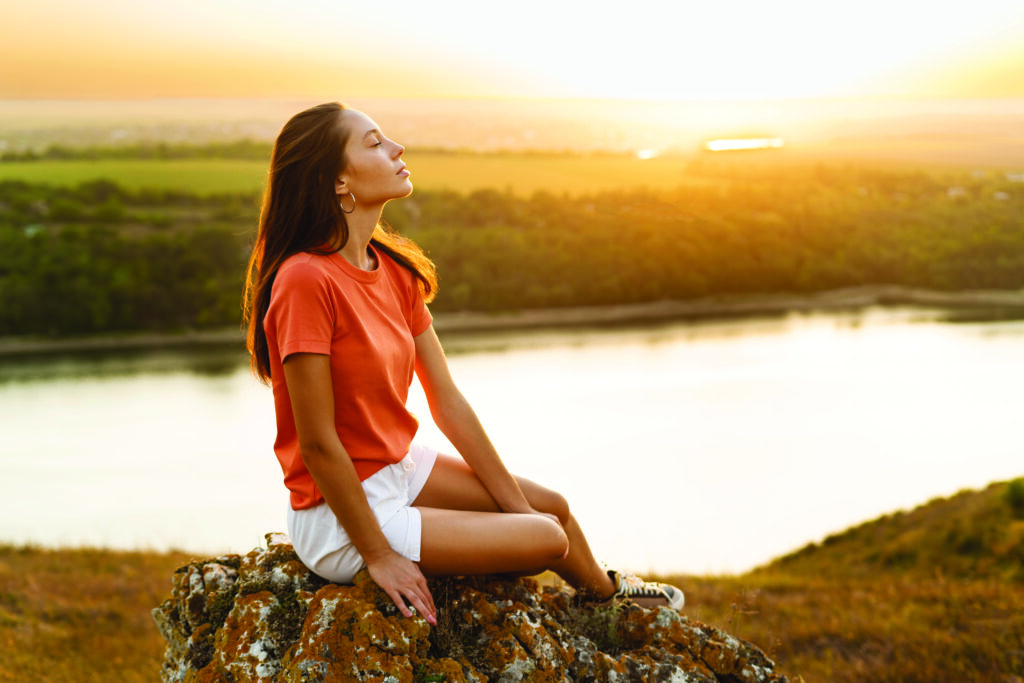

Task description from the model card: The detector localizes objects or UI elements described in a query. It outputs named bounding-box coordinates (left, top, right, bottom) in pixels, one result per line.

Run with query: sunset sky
left=3, top=0, right=1024, bottom=101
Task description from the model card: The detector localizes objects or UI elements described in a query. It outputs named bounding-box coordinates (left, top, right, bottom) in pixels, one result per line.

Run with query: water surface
left=2, top=307, right=1021, bottom=575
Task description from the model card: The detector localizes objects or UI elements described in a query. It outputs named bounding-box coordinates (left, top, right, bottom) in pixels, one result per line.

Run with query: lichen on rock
left=153, top=533, right=788, bottom=682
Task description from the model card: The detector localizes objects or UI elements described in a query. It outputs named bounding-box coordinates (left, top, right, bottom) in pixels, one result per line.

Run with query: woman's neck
left=335, top=208, right=381, bottom=271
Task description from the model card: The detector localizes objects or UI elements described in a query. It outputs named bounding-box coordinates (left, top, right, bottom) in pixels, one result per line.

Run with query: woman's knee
left=532, top=516, right=570, bottom=565
left=527, top=484, right=571, bottom=527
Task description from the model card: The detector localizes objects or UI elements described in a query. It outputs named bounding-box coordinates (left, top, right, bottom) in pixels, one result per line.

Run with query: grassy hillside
left=679, top=478, right=1024, bottom=682
left=2, top=480, right=1022, bottom=681
left=769, top=478, right=1024, bottom=581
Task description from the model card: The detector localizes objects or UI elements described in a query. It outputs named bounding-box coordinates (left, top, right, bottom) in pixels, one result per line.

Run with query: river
left=1, top=307, right=1022, bottom=575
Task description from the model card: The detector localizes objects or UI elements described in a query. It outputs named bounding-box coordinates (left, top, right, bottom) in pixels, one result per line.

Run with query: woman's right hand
left=366, top=550, right=437, bottom=626
left=283, top=354, right=438, bottom=625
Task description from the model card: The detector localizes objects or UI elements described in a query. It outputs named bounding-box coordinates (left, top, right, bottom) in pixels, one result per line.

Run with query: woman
left=242, top=102, right=684, bottom=626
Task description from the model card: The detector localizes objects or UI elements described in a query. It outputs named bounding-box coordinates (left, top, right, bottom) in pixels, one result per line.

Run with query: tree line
left=1, top=163, right=1022, bottom=337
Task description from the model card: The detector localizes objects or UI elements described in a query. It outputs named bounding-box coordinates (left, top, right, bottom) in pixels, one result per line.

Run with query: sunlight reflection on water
left=1, top=307, right=1022, bottom=575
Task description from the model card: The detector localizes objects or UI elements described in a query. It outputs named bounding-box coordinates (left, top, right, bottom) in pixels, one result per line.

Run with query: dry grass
left=673, top=572, right=1024, bottom=682
left=3, top=482, right=1022, bottom=681
left=5, top=545, right=1021, bottom=682
left=0, top=544, right=193, bottom=683
left=666, top=480, right=1024, bottom=682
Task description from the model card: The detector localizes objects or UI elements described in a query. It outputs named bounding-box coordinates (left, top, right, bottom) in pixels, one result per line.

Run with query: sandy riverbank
left=1, top=285, right=1023, bottom=357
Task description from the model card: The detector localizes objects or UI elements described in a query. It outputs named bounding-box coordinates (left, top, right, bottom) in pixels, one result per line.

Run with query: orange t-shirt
left=264, top=245, right=433, bottom=510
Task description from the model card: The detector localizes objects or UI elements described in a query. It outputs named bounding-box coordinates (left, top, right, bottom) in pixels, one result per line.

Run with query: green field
left=0, top=158, right=270, bottom=195
left=0, top=153, right=719, bottom=196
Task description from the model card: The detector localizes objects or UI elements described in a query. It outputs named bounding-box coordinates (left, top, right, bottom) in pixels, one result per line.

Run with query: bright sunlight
left=1, top=0, right=1023, bottom=100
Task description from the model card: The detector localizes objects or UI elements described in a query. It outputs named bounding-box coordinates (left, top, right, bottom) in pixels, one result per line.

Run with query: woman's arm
left=283, top=352, right=436, bottom=624
left=413, top=326, right=538, bottom=516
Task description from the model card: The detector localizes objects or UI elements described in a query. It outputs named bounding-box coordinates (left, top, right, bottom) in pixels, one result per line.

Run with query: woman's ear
left=335, top=176, right=348, bottom=197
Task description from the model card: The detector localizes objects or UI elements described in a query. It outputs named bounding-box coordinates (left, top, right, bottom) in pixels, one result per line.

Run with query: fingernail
left=428, top=615, right=437, bottom=625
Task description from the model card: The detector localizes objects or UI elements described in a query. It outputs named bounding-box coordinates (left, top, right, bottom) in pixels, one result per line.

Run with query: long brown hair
left=242, top=102, right=437, bottom=383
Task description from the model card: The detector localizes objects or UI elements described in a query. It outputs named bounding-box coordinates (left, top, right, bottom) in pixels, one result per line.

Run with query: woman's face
left=336, top=109, right=412, bottom=206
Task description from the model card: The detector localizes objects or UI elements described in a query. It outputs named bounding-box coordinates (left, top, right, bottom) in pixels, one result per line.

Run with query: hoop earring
left=340, top=192, right=357, bottom=214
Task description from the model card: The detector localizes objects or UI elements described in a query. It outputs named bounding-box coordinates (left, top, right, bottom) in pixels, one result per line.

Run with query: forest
left=0, top=159, right=1022, bottom=337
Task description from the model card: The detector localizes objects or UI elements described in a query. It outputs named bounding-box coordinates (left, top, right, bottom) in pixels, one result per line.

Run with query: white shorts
left=286, top=444, right=439, bottom=584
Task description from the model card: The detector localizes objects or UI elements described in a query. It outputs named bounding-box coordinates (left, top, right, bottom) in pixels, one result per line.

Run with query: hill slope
left=677, top=478, right=1024, bottom=681
left=765, top=478, right=1024, bottom=581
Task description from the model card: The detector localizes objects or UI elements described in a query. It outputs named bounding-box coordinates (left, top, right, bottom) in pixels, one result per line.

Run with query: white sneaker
left=606, top=569, right=685, bottom=610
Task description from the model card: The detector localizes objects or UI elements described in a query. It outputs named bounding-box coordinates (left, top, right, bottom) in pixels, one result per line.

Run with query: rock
left=153, top=533, right=788, bottom=682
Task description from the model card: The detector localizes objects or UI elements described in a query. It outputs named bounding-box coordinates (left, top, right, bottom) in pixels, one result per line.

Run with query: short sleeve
left=265, top=259, right=336, bottom=360
left=408, top=280, right=433, bottom=336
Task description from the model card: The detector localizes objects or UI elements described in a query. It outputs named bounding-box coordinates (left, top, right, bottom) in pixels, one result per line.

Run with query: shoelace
left=615, top=572, right=665, bottom=598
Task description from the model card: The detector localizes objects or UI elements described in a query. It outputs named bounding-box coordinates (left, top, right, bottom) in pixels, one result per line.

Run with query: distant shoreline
left=2, top=284, right=1023, bottom=357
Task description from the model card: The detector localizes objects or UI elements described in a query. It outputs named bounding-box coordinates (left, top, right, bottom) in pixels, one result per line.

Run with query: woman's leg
left=413, top=454, right=616, bottom=599
left=416, top=507, right=568, bottom=576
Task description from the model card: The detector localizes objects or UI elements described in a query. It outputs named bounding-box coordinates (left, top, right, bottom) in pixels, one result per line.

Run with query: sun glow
left=705, top=138, right=785, bottom=152
left=0, top=0, right=1022, bottom=100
